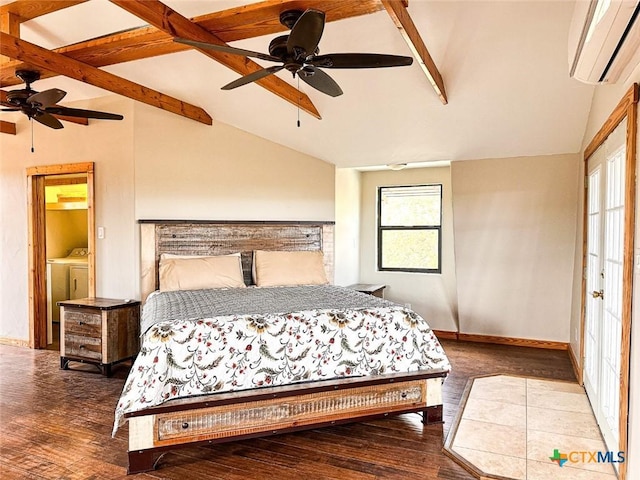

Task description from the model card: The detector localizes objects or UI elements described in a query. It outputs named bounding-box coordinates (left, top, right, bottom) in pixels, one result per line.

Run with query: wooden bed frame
left=127, top=220, right=447, bottom=474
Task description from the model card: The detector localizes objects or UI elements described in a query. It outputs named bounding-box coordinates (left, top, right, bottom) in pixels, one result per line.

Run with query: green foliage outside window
left=378, top=185, right=442, bottom=273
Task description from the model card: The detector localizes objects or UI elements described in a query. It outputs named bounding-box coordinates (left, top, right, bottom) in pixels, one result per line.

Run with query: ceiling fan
left=1, top=70, right=124, bottom=129
left=175, top=9, right=413, bottom=97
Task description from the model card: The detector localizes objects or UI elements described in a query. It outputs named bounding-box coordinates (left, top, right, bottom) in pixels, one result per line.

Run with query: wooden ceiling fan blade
left=27, top=88, right=67, bottom=107
left=310, top=53, right=413, bottom=69
left=45, top=106, right=123, bottom=120
left=174, top=38, right=281, bottom=63
left=287, top=10, right=325, bottom=58
left=33, top=112, right=64, bottom=129
left=222, top=65, right=284, bottom=90
left=299, top=69, right=343, bottom=97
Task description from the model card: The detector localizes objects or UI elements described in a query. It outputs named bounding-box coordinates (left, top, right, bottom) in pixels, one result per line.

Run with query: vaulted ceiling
left=0, top=0, right=595, bottom=167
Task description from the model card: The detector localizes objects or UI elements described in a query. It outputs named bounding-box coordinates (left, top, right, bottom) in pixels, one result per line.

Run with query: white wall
left=569, top=155, right=585, bottom=358
left=451, top=154, right=580, bottom=341
left=577, top=64, right=640, bottom=480
left=0, top=97, right=335, bottom=343
left=358, top=166, right=458, bottom=332
left=334, top=168, right=361, bottom=286
left=133, top=103, right=335, bottom=222
left=0, top=96, right=135, bottom=341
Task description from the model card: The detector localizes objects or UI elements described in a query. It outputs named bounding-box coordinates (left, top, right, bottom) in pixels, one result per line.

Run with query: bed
left=118, top=221, right=451, bottom=474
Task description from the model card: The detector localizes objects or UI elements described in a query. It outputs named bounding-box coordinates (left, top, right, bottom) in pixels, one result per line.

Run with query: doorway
left=26, top=162, right=95, bottom=349
left=584, top=118, right=626, bottom=454
left=44, top=174, right=90, bottom=350
left=580, top=83, right=637, bottom=480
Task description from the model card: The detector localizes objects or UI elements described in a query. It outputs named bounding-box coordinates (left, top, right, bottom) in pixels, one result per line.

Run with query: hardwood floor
left=45, top=322, right=60, bottom=352
left=0, top=340, right=576, bottom=479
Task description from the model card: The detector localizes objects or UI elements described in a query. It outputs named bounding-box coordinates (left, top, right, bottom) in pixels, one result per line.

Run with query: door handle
left=591, top=290, right=604, bottom=299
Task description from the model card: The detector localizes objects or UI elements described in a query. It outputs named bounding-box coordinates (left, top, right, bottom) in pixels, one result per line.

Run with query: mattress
left=113, top=285, right=450, bottom=434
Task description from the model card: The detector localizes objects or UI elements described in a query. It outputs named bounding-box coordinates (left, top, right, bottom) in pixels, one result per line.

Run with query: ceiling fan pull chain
left=31, top=118, right=35, bottom=153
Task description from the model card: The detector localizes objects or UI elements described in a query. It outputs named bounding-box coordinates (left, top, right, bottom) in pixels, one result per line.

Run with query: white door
left=584, top=118, right=626, bottom=454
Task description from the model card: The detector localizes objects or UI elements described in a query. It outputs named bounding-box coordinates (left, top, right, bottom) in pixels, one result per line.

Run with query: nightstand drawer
left=64, top=334, right=102, bottom=360
left=64, top=309, right=102, bottom=337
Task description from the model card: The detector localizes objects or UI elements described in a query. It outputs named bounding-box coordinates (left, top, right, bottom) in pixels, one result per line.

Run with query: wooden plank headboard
left=139, top=220, right=335, bottom=302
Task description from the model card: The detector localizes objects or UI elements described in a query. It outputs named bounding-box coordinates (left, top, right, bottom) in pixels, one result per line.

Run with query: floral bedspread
left=113, top=291, right=451, bottom=435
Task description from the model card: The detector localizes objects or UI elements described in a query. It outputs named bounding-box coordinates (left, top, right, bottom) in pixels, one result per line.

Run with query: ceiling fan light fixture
left=387, top=163, right=408, bottom=171
left=173, top=8, right=413, bottom=99
left=1, top=70, right=124, bottom=131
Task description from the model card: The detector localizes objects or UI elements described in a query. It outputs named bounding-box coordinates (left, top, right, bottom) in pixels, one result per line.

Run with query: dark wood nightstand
left=347, top=283, right=386, bottom=298
left=58, top=297, right=140, bottom=376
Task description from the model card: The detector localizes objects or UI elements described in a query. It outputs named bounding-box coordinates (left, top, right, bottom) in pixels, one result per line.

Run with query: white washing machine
left=47, top=248, right=89, bottom=344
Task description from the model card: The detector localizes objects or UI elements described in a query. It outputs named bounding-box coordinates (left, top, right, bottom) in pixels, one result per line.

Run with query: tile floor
left=445, top=375, right=617, bottom=479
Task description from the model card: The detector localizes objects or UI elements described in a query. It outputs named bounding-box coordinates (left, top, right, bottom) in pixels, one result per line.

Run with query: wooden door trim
left=619, top=87, right=637, bottom=480
left=584, top=85, right=639, bottom=160
left=26, top=162, right=94, bottom=176
left=27, top=162, right=95, bottom=349
left=27, top=175, right=46, bottom=349
left=580, top=82, right=638, bottom=480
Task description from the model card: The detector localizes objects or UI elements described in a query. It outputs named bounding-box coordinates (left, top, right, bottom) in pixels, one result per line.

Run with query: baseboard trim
left=457, top=333, right=568, bottom=350
left=568, top=345, right=582, bottom=385
left=0, top=337, right=29, bottom=348
left=432, top=330, right=458, bottom=340
left=433, top=330, right=568, bottom=351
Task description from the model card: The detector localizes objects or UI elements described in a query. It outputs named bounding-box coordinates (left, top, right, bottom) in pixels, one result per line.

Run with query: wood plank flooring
left=0, top=340, right=576, bottom=479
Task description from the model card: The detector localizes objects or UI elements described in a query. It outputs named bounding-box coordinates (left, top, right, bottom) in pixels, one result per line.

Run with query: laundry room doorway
left=26, top=162, right=95, bottom=349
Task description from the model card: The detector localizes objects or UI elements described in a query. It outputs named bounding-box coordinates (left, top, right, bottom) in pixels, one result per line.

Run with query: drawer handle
left=401, top=392, right=407, bottom=399
left=79, top=345, right=86, bottom=350
left=181, top=422, right=189, bottom=429
left=79, top=321, right=85, bottom=326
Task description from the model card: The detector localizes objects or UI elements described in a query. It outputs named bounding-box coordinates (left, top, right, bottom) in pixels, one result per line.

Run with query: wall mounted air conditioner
left=569, top=0, right=640, bottom=84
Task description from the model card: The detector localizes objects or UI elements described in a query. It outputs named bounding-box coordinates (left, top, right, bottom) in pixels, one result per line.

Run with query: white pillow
left=253, top=250, right=328, bottom=287
left=159, top=254, right=245, bottom=291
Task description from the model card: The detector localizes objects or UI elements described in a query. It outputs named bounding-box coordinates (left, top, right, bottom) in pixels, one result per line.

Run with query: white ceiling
left=3, top=0, right=596, bottom=168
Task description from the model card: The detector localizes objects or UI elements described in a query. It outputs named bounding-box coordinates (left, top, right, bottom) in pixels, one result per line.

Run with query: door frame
left=26, top=162, right=96, bottom=349
left=580, top=83, right=637, bottom=480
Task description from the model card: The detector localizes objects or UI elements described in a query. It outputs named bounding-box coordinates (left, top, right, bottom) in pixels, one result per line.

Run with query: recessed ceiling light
left=387, top=163, right=407, bottom=171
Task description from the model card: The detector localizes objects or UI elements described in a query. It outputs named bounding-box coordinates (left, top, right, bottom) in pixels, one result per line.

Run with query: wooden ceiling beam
left=0, top=11, right=20, bottom=64
left=0, top=1, right=87, bottom=22
left=0, top=90, right=16, bottom=133
left=194, top=0, right=384, bottom=43
left=381, top=0, right=447, bottom=105
left=0, top=28, right=184, bottom=86
left=0, top=0, right=383, bottom=87
left=1, top=1, right=88, bottom=63
left=0, top=32, right=213, bottom=125
left=0, top=119, right=17, bottom=134
left=0, top=11, right=20, bottom=35
left=109, top=0, right=321, bottom=120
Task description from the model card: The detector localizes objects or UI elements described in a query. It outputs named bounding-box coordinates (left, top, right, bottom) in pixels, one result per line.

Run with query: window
left=377, top=184, right=442, bottom=273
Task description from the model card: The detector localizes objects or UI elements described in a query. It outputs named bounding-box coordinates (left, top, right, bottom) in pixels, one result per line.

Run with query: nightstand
left=347, top=283, right=386, bottom=298
left=59, top=297, right=140, bottom=376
